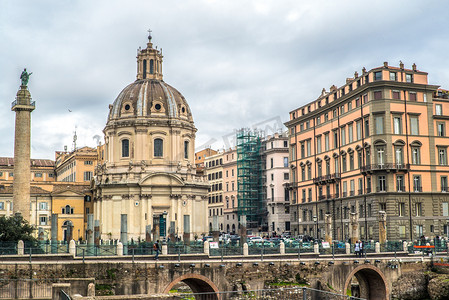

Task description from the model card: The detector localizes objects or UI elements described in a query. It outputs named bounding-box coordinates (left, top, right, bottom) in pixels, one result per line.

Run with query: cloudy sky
left=1, top=0, right=449, bottom=159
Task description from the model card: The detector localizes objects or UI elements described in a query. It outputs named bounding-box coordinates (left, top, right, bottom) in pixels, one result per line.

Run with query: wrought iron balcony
left=361, top=163, right=410, bottom=173
left=413, top=186, right=422, bottom=192
left=397, top=186, right=406, bottom=192
left=358, top=189, right=363, bottom=195
left=313, top=172, right=341, bottom=185
left=376, top=186, right=387, bottom=192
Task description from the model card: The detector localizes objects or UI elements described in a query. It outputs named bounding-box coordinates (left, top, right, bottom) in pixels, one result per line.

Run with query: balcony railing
left=342, top=192, right=347, bottom=197
left=413, top=186, right=423, bottom=192
left=334, top=193, right=339, bottom=199
left=376, top=186, right=387, bottom=192
left=361, top=163, right=410, bottom=173
left=442, top=187, right=449, bottom=192
left=11, top=99, right=35, bottom=109
left=358, top=189, right=363, bottom=195
left=397, top=186, right=406, bottom=192
left=350, top=191, right=355, bottom=196
left=307, top=197, right=312, bottom=202
left=318, top=195, right=326, bottom=200
left=313, top=173, right=341, bottom=184
left=366, top=186, right=372, bottom=193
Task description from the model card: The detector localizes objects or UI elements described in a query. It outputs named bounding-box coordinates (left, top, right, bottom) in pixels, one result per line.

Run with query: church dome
left=106, top=32, right=193, bottom=125
left=108, top=79, right=193, bottom=122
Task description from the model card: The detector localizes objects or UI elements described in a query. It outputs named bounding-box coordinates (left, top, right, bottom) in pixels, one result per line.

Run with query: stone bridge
left=0, top=253, right=436, bottom=300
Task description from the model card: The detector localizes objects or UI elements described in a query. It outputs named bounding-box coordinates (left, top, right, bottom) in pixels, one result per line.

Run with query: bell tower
left=12, top=69, right=35, bottom=222
left=136, top=30, right=164, bottom=81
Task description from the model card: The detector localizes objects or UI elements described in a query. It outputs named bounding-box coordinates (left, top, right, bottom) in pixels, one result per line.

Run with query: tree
left=0, top=214, right=37, bottom=242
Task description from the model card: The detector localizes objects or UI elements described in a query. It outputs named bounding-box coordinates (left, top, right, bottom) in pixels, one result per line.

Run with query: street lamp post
left=313, top=215, right=318, bottom=243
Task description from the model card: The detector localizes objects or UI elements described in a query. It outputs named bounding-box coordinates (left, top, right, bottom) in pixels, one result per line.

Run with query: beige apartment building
left=286, top=62, right=449, bottom=242
left=195, top=148, right=218, bottom=176
left=264, top=132, right=291, bottom=235
left=204, top=152, right=224, bottom=232
left=55, top=146, right=98, bottom=183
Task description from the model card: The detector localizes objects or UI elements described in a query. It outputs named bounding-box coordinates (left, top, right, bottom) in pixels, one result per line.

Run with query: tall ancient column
left=12, top=69, right=35, bottom=222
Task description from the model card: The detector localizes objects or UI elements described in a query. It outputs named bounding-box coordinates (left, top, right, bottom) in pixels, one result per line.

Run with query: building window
left=184, top=141, right=189, bottom=159
left=439, top=148, right=447, bottom=165
left=378, top=175, right=386, bottom=192
left=84, top=171, right=93, bottom=181
left=395, top=147, right=403, bottom=166
left=283, top=157, right=288, bottom=167
left=415, top=202, right=423, bottom=216
left=348, top=124, right=353, bottom=143
left=374, top=71, right=382, bottom=81
left=316, top=136, right=322, bottom=154
left=356, top=121, right=362, bottom=140
left=284, top=173, right=289, bottom=180
left=399, top=226, right=406, bottom=238
left=392, top=90, right=400, bottom=100
left=302, top=189, right=306, bottom=203
left=443, top=202, right=448, bottom=216
left=397, top=175, right=404, bottom=192
left=333, top=131, right=338, bottom=149
left=39, top=202, right=48, bottom=211
left=35, top=173, right=42, bottom=178
left=342, top=156, right=347, bottom=172
left=393, top=117, right=402, bottom=134
left=406, top=74, right=413, bottom=83
left=413, top=175, right=422, bottom=192
left=121, top=139, right=129, bottom=158
left=301, top=166, right=305, bottom=181
left=306, top=140, right=311, bottom=156
left=436, top=104, right=443, bottom=116
left=301, top=143, right=305, bottom=158
left=398, top=202, right=405, bottom=216
left=375, top=116, right=384, bottom=134
left=374, top=91, right=382, bottom=100
left=62, top=205, right=74, bottom=214
left=0, top=202, right=5, bottom=210
left=349, top=153, right=354, bottom=170
left=317, top=162, right=322, bottom=177
left=441, top=176, right=448, bottom=193
left=324, top=133, right=329, bottom=151
left=270, top=158, right=274, bottom=168
left=410, top=116, right=419, bottom=135
left=409, top=92, right=417, bottom=101
left=154, top=138, right=163, bottom=157
left=390, top=72, right=397, bottom=81
left=341, top=127, right=346, bottom=146
left=84, top=161, right=93, bottom=165
left=437, top=123, right=445, bottom=137
left=307, top=165, right=312, bottom=180
left=412, top=147, right=421, bottom=164
left=326, top=160, right=331, bottom=175
left=376, top=146, right=385, bottom=166
left=39, top=216, right=47, bottom=226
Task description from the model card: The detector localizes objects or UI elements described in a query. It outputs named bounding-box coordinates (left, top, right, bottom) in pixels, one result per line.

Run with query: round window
left=125, top=104, right=130, bottom=111
left=155, top=103, right=161, bottom=110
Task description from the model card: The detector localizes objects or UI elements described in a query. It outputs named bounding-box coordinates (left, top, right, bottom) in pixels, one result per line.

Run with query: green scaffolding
left=237, top=128, right=265, bottom=229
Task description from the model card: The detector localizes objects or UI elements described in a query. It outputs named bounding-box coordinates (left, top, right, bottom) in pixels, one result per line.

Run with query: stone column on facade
left=94, top=220, right=100, bottom=246
left=239, top=215, right=247, bottom=245
left=212, top=215, right=220, bottom=242
left=324, top=213, right=333, bottom=243
left=12, top=84, right=35, bottom=222
left=120, top=214, right=128, bottom=254
left=378, top=211, right=387, bottom=244
left=350, top=212, right=359, bottom=244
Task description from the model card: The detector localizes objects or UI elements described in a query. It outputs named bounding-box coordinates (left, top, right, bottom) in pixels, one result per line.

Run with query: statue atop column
left=20, top=68, right=32, bottom=86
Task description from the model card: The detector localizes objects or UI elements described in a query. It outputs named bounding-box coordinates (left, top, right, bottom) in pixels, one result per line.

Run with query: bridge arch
left=163, top=273, right=219, bottom=299
left=344, top=265, right=389, bottom=300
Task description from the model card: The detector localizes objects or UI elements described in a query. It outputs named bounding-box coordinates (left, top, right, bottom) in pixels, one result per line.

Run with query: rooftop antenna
left=72, top=127, right=78, bottom=151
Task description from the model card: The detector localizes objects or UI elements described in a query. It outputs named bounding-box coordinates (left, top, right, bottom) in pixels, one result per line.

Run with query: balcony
left=397, top=186, right=406, bottom=192
left=361, top=163, right=410, bottom=173
left=307, top=197, right=312, bottom=202
left=342, top=192, right=347, bottom=197
left=318, top=195, right=326, bottom=201
left=442, top=187, right=449, bottom=193
left=350, top=191, right=355, bottom=196
left=313, top=173, right=341, bottom=185
left=413, top=186, right=423, bottom=192
left=334, top=193, right=339, bottom=199
left=366, top=187, right=372, bottom=193
left=358, top=189, right=363, bottom=195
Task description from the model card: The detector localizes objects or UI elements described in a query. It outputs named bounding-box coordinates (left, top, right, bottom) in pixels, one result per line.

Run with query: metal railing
left=173, top=287, right=366, bottom=300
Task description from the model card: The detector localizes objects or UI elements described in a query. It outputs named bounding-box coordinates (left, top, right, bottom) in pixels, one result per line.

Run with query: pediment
left=139, top=172, right=185, bottom=186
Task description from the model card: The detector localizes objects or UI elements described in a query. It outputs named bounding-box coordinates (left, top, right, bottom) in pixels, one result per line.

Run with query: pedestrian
left=354, top=240, right=360, bottom=257
left=358, top=240, right=363, bottom=257
left=153, top=240, right=160, bottom=260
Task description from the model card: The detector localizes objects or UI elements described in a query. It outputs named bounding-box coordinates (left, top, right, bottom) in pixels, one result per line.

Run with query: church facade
left=93, top=34, right=209, bottom=241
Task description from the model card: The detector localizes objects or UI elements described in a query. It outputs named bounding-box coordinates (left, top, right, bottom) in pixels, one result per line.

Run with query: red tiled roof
left=0, top=157, right=55, bottom=167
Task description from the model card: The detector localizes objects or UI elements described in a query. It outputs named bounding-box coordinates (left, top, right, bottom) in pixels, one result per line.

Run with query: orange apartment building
left=285, top=62, right=449, bottom=242
left=223, top=148, right=238, bottom=234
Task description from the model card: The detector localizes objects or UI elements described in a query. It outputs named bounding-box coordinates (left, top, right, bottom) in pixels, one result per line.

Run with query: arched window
left=122, top=139, right=129, bottom=158
left=62, top=205, right=73, bottom=215
left=143, top=59, right=147, bottom=79
left=184, top=141, right=189, bottom=159
left=150, top=59, right=154, bottom=74
left=154, top=138, right=163, bottom=157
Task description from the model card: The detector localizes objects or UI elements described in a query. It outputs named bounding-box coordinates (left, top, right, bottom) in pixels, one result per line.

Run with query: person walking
left=354, top=240, right=360, bottom=257
left=358, top=240, right=363, bottom=257
left=153, top=240, right=160, bottom=260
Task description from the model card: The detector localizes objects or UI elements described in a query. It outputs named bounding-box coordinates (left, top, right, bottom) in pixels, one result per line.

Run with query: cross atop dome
left=136, top=31, right=163, bottom=81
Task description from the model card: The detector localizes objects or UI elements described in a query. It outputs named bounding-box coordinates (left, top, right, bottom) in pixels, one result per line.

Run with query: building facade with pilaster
left=286, top=62, right=449, bottom=242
